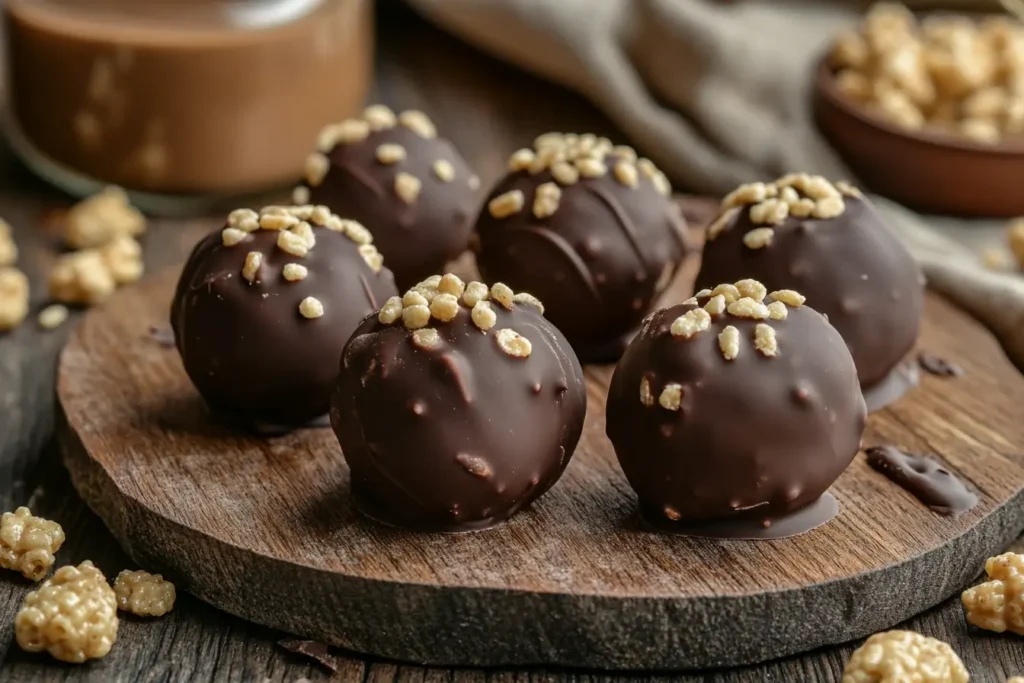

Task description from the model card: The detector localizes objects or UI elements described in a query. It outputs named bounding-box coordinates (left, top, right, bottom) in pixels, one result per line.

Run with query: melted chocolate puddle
left=865, top=446, right=978, bottom=516
left=641, top=493, right=839, bottom=540
left=917, top=352, right=964, bottom=378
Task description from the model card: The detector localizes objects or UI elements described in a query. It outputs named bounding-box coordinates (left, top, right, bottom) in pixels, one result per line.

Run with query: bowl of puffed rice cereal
left=814, top=2, right=1024, bottom=217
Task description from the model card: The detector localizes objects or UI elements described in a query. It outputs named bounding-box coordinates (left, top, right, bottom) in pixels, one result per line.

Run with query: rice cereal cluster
left=487, top=132, right=672, bottom=221
left=219, top=205, right=383, bottom=320
left=377, top=274, right=544, bottom=359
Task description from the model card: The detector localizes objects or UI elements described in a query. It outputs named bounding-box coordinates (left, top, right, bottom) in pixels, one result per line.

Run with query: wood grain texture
left=4, top=2, right=1024, bottom=681
left=56, top=247, right=1024, bottom=670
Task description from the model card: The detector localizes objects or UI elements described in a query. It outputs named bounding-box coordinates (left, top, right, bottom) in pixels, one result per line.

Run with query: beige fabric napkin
left=407, top=0, right=1024, bottom=370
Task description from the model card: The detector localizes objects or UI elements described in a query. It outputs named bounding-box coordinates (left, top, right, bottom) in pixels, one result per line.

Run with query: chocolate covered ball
left=695, top=176, right=923, bottom=391
left=474, top=133, right=689, bottom=363
left=294, top=105, right=479, bottom=290
left=331, top=274, right=586, bottom=531
left=171, top=205, right=398, bottom=427
left=606, top=280, right=866, bottom=534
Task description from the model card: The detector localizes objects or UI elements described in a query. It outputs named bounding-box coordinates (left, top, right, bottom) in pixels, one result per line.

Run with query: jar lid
left=5, top=0, right=373, bottom=211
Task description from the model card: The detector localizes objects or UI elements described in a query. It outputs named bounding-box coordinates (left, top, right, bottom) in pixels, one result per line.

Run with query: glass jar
left=4, top=0, right=373, bottom=213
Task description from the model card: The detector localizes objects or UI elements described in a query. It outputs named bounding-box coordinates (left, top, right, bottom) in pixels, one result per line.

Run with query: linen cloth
left=407, top=0, right=1024, bottom=369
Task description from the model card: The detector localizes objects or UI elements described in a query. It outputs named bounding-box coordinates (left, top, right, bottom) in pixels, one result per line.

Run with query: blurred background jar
left=4, top=0, right=373, bottom=211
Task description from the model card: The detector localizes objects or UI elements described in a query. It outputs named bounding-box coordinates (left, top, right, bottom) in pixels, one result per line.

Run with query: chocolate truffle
left=695, top=175, right=923, bottom=399
left=294, top=105, right=478, bottom=290
left=606, top=281, right=867, bottom=537
left=171, top=205, right=398, bottom=427
left=474, top=133, right=689, bottom=363
left=331, top=274, right=586, bottom=531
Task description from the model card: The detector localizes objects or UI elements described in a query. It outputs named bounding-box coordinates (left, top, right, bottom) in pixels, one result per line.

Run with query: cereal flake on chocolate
left=754, top=323, right=778, bottom=357
left=471, top=300, right=497, bottom=331
left=735, top=278, right=767, bottom=302
left=743, top=227, right=774, bottom=249
left=403, top=304, right=431, bottom=329
left=513, top=292, right=544, bottom=314
left=640, top=377, right=654, bottom=407
left=299, top=297, right=324, bottom=319
left=430, top=293, right=460, bottom=322
left=508, top=149, right=535, bottom=172
left=403, top=290, right=429, bottom=307
left=363, top=104, right=397, bottom=131
left=659, top=383, right=683, bottom=411
left=463, top=281, right=490, bottom=307
left=227, top=209, right=259, bottom=232
left=770, top=289, right=806, bottom=307
left=704, top=294, right=727, bottom=316
left=551, top=162, right=579, bottom=186
left=722, top=182, right=768, bottom=209
left=282, top=263, right=308, bottom=282
left=433, top=159, right=456, bottom=183
left=495, top=328, right=531, bottom=358
left=221, top=228, right=248, bottom=247
left=395, top=173, right=422, bottom=205
left=376, top=143, right=406, bottom=165
left=358, top=244, right=384, bottom=273
left=670, top=308, right=711, bottom=339
left=727, top=297, right=769, bottom=320
left=767, top=301, right=788, bottom=320
left=490, top=283, right=514, bottom=310
left=438, top=273, right=465, bottom=298
left=260, top=212, right=300, bottom=231
left=718, top=325, right=740, bottom=360
left=277, top=230, right=309, bottom=258
left=614, top=161, right=639, bottom=188
left=412, top=328, right=442, bottom=350
left=398, top=110, right=437, bottom=139
left=488, top=190, right=525, bottom=219
left=812, top=196, right=846, bottom=220
left=707, top=208, right=739, bottom=241
left=575, top=158, right=607, bottom=178
left=379, top=296, right=403, bottom=324
left=241, top=252, right=262, bottom=284
left=710, top=283, right=740, bottom=303
left=750, top=198, right=790, bottom=226
left=533, top=182, right=562, bottom=219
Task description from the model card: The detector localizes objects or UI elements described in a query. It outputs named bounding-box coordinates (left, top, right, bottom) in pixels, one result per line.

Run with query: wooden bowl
left=813, top=57, right=1024, bottom=218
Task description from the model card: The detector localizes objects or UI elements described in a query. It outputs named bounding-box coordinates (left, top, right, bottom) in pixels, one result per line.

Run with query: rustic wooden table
left=1, top=4, right=1022, bottom=681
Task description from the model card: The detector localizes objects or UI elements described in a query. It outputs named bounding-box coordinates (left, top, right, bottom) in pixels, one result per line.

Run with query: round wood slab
left=57, top=268, right=1024, bottom=670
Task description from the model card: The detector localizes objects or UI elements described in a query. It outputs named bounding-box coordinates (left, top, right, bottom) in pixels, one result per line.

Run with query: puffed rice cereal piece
left=15, top=561, right=118, bottom=663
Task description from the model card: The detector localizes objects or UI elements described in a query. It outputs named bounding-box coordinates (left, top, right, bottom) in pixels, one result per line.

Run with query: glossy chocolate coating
left=300, top=113, right=478, bottom=290
left=171, top=214, right=398, bottom=427
left=474, top=150, right=688, bottom=363
left=331, top=292, right=586, bottom=532
left=695, top=194, right=923, bottom=388
left=606, top=292, right=866, bottom=527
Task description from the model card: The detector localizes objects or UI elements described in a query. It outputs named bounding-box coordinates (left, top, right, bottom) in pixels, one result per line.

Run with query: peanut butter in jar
left=5, top=0, right=373, bottom=200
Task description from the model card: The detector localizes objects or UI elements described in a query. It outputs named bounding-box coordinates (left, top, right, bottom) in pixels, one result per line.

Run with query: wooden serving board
left=56, top=249, right=1024, bottom=670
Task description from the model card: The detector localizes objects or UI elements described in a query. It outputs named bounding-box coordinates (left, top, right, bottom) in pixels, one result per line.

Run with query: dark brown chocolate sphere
left=171, top=205, right=398, bottom=427
left=606, top=280, right=866, bottom=531
left=695, top=176, right=923, bottom=390
left=474, top=133, right=689, bottom=363
left=331, top=274, right=587, bottom=532
left=294, top=105, right=479, bottom=290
